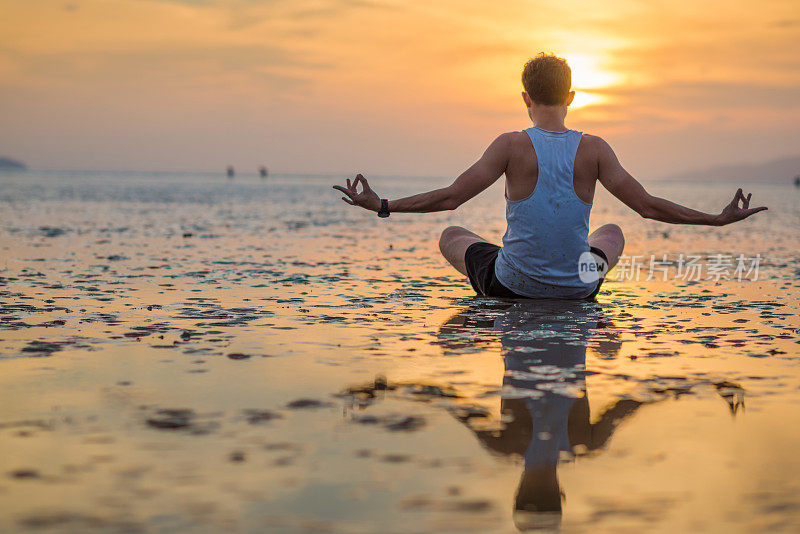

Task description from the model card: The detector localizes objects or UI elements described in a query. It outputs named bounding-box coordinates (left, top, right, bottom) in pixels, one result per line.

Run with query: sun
left=570, top=91, right=603, bottom=109
left=564, top=53, right=619, bottom=109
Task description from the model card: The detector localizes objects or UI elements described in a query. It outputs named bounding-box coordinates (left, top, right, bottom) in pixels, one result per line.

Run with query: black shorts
left=464, top=242, right=607, bottom=301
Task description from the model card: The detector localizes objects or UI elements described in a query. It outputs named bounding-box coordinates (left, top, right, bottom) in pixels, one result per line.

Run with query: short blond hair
left=522, top=53, right=571, bottom=106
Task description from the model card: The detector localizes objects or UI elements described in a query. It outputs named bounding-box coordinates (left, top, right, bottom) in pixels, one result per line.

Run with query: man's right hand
left=716, top=188, right=768, bottom=225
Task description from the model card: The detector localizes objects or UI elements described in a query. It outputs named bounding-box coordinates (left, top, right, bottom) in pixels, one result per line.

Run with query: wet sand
left=0, top=171, right=798, bottom=533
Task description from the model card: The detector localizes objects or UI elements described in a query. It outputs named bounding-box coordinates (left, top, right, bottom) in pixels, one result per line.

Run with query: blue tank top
left=494, top=127, right=594, bottom=299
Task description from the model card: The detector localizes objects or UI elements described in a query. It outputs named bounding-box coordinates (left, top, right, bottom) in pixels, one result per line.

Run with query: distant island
left=0, top=157, right=27, bottom=171
left=659, top=155, right=800, bottom=184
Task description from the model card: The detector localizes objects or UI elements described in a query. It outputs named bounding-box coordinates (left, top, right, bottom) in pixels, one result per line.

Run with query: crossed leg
left=587, top=223, right=625, bottom=271
left=438, top=226, right=489, bottom=276
left=438, top=223, right=625, bottom=277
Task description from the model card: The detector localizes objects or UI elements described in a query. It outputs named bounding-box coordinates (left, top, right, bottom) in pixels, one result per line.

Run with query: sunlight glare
left=570, top=91, right=603, bottom=109
left=564, top=53, right=619, bottom=109
left=567, top=53, right=619, bottom=89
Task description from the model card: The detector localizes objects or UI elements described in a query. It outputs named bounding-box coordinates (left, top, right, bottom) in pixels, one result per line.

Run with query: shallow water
left=0, top=170, right=798, bottom=533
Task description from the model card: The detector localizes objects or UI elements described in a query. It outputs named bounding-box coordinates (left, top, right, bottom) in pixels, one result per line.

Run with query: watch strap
left=377, top=198, right=390, bottom=218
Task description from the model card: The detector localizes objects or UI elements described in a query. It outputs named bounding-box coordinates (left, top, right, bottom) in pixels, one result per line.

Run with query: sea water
left=0, top=170, right=798, bottom=532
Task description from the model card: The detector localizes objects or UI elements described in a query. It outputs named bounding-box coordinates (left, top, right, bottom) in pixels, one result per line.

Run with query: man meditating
left=333, top=53, right=767, bottom=299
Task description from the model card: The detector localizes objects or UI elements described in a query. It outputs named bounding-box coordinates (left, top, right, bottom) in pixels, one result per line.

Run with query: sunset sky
left=1, top=0, right=798, bottom=178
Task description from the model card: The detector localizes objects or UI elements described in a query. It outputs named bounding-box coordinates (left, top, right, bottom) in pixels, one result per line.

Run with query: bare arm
left=597, top=138, right=767, bottom=225
left=333, top=134, right=511, bottom=213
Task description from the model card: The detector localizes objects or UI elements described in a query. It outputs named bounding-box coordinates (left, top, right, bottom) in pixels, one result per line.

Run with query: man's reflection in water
left=439, top=299, right=742, bottom=531
left=343, top=301, right=744, bottom=532
left=441, top=300, right=633, bottom=529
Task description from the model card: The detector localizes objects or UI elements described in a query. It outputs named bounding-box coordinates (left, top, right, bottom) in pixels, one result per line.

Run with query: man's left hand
left=333, top=174, right=381, bottom=212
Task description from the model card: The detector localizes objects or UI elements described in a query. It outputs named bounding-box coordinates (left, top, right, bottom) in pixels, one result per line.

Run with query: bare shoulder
left=496, top=130, right=534, bottom=155
left=493, top=131, right=529, bottom=147
left=578, top=133, right=611, bottom=154
left=580, top=134, right=622, bottom=171
left=480, top=131, right=531, bottom=164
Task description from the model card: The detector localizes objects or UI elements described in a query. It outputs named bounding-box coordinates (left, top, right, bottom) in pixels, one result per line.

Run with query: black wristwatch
left=377, top=199, right=390, bottom=218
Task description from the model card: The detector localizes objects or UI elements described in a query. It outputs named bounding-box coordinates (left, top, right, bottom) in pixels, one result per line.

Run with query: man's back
left=494, top=127, right=599, bottom=299
left=504, top=129, right=601, bottom=205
